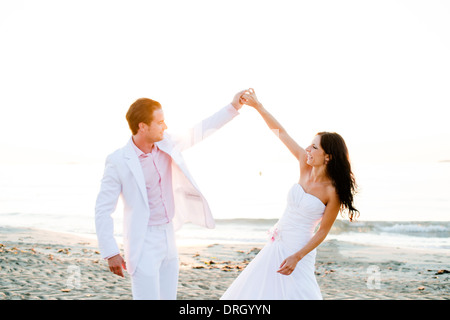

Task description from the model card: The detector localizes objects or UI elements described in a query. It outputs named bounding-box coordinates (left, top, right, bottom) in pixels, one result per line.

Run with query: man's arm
left=95, top=155, right=124, bottom=276
left=170, top=90, right=247, bottom=151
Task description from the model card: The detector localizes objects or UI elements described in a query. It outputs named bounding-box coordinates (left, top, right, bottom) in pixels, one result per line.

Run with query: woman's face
left=305, top=135, right=329, bottom=166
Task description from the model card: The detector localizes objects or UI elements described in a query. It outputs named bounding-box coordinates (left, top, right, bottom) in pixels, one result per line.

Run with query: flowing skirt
left=221, top=229, right=322, bottom=300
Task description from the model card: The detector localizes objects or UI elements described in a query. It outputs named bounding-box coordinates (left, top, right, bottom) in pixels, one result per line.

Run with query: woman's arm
left=242, top=89, right=307, bottom=164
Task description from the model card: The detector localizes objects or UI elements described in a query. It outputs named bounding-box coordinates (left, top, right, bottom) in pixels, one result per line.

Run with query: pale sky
left=1, top=0, right=450, bottom=165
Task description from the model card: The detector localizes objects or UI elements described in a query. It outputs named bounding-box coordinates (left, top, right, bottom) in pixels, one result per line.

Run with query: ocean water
left=176, top=219, right=450, bottom=252
left=0, top=161, right=449, bottom=252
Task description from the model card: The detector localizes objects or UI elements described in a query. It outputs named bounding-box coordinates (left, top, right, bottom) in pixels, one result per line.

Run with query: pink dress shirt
left=131, top=139, right=175, bottom=226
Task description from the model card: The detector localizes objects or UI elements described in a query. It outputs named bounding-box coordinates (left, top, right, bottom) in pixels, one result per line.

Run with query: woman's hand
left=240, top=88, right=263, bottom=109
left=277, top=253, right=302, bottom=276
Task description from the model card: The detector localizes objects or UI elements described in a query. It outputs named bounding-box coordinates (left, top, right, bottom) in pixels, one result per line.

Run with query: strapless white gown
left=221, top=183, right=325, bottom=300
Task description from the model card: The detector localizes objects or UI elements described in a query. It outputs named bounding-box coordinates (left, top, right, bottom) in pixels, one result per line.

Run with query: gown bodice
left=273, top=184, right=326, bottom=246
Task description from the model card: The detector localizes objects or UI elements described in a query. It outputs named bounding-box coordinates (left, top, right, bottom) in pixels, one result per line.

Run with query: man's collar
left=131, top=136, right=158, bottom=156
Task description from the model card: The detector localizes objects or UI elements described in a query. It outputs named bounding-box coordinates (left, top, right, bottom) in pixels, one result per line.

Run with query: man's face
left=141, top=109, right=167, bottom=143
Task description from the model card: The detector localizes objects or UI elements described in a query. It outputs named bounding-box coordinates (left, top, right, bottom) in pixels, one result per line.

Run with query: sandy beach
left=0, top=227, right=448, bottom=300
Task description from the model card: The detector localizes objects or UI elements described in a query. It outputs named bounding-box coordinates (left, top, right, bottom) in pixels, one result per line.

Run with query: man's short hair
left=126, top=98, right=162, bottom=135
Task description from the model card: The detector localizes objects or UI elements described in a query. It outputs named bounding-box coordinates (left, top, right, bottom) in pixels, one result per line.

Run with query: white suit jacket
left=95, top=104, right=239, bottom=275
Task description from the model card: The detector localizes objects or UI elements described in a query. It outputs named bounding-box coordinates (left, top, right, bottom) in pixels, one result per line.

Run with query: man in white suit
left=95, top=90, right=246, bottom=299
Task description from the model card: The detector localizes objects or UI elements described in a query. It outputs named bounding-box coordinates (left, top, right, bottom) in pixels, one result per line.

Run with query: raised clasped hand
left=239, top=88, right=261, bottom=109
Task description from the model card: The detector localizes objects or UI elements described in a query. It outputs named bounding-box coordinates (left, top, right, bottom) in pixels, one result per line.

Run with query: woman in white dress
left=221, top=89, right=359, bottom=300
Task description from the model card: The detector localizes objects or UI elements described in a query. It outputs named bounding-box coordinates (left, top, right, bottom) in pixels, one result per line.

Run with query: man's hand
left=231, top=89, right=250, bottom=110
left=108, top=254, right=126, bottom=277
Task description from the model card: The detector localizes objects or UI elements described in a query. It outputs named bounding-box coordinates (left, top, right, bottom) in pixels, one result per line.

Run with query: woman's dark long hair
left=317, top=132, right=359, bottom=222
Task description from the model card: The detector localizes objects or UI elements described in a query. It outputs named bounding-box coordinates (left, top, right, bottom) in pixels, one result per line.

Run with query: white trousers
left=131, top=222, right=179, bottom=300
